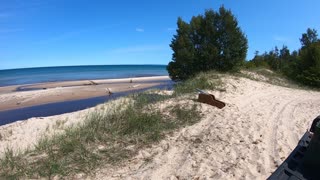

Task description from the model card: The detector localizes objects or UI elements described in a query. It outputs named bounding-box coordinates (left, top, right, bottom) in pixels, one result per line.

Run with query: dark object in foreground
left=268, top=115, right=320, bottom=180
left=197, top=89, right=226, bottom=109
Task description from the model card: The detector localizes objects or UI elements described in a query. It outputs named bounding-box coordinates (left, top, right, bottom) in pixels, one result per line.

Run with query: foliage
left=245, top=28, right=320, bottom=88
left=296, top=42, right=320, bottom=87
left=300, top=28, right=318, bottom=47
left=167, top=6, right=248, bottom=81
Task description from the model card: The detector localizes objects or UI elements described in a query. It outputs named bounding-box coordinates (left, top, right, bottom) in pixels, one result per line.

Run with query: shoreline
left=0, top=84, right=172, bottom=126
left=0, top=76, right=172, bottom=112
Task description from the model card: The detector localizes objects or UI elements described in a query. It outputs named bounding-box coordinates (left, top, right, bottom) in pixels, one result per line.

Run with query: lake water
left=0, top=65, right=168, bottom=87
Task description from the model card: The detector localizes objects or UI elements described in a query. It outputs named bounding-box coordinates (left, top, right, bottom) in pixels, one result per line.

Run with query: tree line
left=167, top=6, right=320, bottom=88
left=246, top=28, right=320, bottom=87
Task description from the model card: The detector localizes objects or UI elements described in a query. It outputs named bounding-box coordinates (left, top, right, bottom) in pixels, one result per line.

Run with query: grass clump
left=0, top=91, right=202, bottom=179
left=173, top=71, right=223, bottom=95
left=237, top=67, right=314, bottom=89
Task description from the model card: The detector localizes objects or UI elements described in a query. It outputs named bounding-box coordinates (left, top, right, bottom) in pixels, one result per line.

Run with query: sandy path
left=94, top=77, right=320, bottom=179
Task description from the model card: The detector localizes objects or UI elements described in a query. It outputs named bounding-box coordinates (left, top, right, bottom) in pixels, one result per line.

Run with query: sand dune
left=94, top=77, right=320, bottom=179
left=0, top=75, right=319, bottom=179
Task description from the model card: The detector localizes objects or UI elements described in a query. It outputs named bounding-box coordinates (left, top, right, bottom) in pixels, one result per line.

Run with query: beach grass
left=0, top=83, right=207, bottom=178
left=235, top=67, right=316, bottom=90
left=173, top=71, right=224, bottom=96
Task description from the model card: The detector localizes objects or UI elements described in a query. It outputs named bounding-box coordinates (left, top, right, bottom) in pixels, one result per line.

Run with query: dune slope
left=94, top=77, right=320, bottom=179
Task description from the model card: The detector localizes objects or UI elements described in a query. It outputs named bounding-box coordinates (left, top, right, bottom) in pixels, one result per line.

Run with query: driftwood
left=89, top=80, right=98, bottom=85
left=197, top=89, right=226, bottom=109
left=129, top=84, right=141, bottom=88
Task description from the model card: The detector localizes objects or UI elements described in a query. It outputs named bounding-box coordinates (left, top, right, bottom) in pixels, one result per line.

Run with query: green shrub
left=173, top=71, right=223, bottom=95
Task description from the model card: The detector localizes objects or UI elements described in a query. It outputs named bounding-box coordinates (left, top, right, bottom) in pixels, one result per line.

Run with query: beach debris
left=196, top=88, right=225, bottom=109
left=106, top=88, right=113, bottom=95
left=89, top=80, right=98, bottom=85
left=130, top=79, right=133, bottom=83
left=129, top=84, right=141, bottom=89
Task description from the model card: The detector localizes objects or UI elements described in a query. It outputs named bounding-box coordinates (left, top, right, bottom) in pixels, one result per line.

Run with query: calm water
left=0, top=83, right=174, bottom=126
left=0, top=65, right=168, bottom=87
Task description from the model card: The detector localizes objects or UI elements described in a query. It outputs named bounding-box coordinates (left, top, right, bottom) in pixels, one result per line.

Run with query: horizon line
left=0, top=64, right=168, bottom=71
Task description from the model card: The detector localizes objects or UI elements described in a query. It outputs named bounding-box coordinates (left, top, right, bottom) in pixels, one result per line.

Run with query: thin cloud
left=273, top=35, right=292, bottom=44
left=167, top=28, right=175, bottom=31
left=36, top=31, right=83, bottom=45
left=0, top=28, right=24, bottom=33
left=36, top=24, right=122, bottom=45
left=135, top=28, right=144, bottom=32
left=0, top=12, right=12, bottom=18
left=109, top=45, right=167, bottom=54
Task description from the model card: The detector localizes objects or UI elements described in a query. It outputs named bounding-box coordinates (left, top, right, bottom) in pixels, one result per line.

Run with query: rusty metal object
left=198, top=93, right=226, bottom=109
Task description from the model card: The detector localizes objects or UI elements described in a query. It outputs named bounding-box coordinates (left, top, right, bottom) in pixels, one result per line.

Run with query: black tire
left=310, top=115, right=320, bottom=133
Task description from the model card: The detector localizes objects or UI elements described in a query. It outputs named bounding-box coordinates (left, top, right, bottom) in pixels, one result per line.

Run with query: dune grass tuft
left=173, top=71, right=224, bottom=95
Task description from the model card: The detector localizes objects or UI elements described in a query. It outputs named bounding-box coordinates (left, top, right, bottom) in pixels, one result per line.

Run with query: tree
left=167, top=17, right=195, bottom=80
left=297, top=42, right=320, bottom=87
left=167, top=6, right=248, bottom=80
left=300, top=28, right=318, bottom=47
left=245, top=28, right=320, bottom=87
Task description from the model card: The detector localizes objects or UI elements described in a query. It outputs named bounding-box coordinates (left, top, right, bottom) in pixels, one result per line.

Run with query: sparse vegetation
left=53, top=119, right=68, bottom=129
left=173, top=71, right=224, bottom=95
left=236, top=68, right=303, bottom=89
left=0, top=74, right=212, bottom=178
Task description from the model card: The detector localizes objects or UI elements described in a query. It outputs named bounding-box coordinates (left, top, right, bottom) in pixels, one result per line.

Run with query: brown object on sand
left=198, top=93, right=226, bottom=109
left=106, top=88, right=113, bottom=95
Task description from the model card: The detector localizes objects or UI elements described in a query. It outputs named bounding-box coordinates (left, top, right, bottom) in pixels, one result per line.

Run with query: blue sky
left=1, top=0, right=320, bottom=70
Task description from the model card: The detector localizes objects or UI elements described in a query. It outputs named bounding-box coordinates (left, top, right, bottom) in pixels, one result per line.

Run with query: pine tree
left=167, top=6, right=248, bottom=80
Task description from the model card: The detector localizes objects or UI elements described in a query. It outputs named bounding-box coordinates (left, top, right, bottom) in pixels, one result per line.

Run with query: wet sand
left=0, top=76, right=171, bottom=111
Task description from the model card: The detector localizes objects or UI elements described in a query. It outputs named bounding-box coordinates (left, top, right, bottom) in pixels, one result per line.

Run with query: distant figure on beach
left=106, top=88, right=113, bottom=95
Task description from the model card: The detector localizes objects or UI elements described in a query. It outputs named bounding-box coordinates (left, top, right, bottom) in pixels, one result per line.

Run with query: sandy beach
left=0, top=74, right=319, bottom=179
left=0, top=76, right=171, bottom=111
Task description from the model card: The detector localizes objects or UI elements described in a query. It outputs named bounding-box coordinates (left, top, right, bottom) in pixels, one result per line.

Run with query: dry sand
left=0, top=75, right=320, bottom=179
left=0, top=76, right=170, bottom=111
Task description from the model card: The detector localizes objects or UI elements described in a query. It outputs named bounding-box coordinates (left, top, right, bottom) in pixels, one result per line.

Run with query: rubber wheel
left=310, top=115, right=320, bottom=133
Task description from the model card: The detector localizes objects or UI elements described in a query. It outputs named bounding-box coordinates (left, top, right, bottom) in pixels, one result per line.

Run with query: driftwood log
left=197, top=89, right=226, bottom=109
